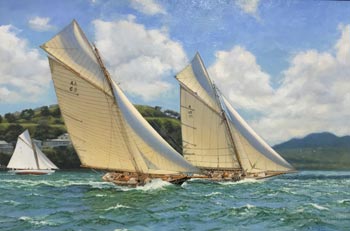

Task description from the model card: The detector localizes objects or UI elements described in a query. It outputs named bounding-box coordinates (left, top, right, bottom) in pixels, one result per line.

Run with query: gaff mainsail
left=176, top=53, right=294, bottom=175
left=41, top=20, right=198, bottom=176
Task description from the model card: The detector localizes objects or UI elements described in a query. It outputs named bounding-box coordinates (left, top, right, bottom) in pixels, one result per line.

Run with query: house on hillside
left=43, top=133, right=72, bottom=148
left=0, top=140, right=14, bottom=154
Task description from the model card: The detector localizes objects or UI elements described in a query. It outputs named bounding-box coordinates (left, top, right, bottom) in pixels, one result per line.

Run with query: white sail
left=35, top=144, right=59, bottom=170
left=176, top=53, right=240, bottom=170
left=221, top=96, right=293, bottom=173
left=42, top=20, right=198, bottom=174
left=112, top=81, right=199, bottom=174
left=7, top=130, right=58, bottom=170
left=176, top=53, right=293, bottom=173
left=179, top=86, right=240, bottom=169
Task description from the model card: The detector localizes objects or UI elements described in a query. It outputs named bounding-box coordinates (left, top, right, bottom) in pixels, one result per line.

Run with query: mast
left=195, top=52, right=244, bottom=172
left=31, top=138, right=40, bottom=170
left=213, top=85, right=245, bottom=173
left=93, top=45, right=142, bottom=174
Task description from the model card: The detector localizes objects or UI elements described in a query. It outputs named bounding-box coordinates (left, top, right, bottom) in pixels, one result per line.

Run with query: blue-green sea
left=0, top=170, right=349, bottom=231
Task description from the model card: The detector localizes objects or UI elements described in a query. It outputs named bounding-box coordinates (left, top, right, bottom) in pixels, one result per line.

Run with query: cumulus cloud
left=130, top=0, right=166, bottom=15
left=209, top=46, right=274, bottom=111
left=235, top=0, right=260, bottom=18
left=28, top=16, right=55, bottom=31
left=0, top=25, right=50, bottom=103
left=93, top=17, right=187, bottom=100
left=209, top=25, right=350, bottom=144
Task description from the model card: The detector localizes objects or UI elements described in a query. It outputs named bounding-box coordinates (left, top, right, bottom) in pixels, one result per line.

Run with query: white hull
left=9, top=169, right=55, bottom=175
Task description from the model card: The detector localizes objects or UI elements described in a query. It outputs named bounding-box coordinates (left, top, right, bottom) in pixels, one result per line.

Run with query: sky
left=0, top=0, right=350, bottom=144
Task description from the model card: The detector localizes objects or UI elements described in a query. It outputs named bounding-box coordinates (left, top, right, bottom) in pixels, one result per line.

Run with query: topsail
left=176, top=53, right=294, bottom=175
left=41, top=20, right=198, bottom=176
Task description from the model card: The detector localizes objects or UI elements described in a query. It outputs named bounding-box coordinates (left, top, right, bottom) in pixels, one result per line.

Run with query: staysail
left=176, top=53, right=293, bottom=174
left=7, top=130, right=58, bottom=170
left=41, top=20, right=198, bottom=174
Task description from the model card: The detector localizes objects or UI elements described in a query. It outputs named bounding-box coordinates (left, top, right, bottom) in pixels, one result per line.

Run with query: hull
left=9, top=169, right=55, bottom=175
left=102, top=172, right=190, bottom=187
left=191, top=170, right=294, bottom=182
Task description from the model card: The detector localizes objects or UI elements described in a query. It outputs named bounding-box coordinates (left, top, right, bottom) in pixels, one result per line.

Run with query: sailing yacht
left=41, top=20, right=198, bottom=187
left=7, top=130, right=58, bottom=175
left=176, top=53, right=295, bottom=181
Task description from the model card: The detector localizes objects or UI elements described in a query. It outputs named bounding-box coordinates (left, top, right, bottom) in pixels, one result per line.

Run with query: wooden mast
left=93, top=45, right=142, bottom=175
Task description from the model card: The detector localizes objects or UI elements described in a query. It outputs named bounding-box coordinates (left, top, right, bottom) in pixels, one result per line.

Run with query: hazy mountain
left=274, top=132, right=350, bottom=170
left=274, top=132, right=350, bottom=149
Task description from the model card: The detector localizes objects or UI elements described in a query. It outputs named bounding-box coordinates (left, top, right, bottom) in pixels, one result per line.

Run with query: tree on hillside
left=153, top=106, right=166, bottom=117
left=0, top=115, right=2, bottom=123
left=20, top=109, right=34, bottom=121
left=52, top=107, right=61, bottom=117
left=34, top=120, right=50, bottom=140
left=4, top=113, right=16, bottom=123
left=40, top=106, right=50, bottom=116
left=5, top=124, right=24, bottom=142
left=44, top=146, right=80, bottom=169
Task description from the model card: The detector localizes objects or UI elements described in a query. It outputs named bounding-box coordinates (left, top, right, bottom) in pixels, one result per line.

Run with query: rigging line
left=93, top=45, right=142, bottom=174
left=30, top=137, right=40, bottom=170
left=18, top=136, right=33, bottom=149
left=181, top=122, right=196, bottom=129
left=62, top=111, right=83, bottom=123
left=44, top=53, right=113, bottom=98
left=213, top=84, right=244, bottom=173
left=181, top=105, right=195, bottom=111
left=148, top=120, right=183, bottom=153
left=178, top=84, right=222, bottom=117
left=182, top=140, right=196, bottom=146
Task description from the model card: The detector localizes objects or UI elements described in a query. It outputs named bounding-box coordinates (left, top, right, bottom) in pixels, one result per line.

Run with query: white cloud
left=0, top=25, right=50, bottom=103
left=209, top=24, right=350, bottom=144
left=28, top=16, right=55, bottom=31
left=235, top=0, right=260, bottom=18
left=130, top=0, right=166, bottom=15
left=209, top=46, right=274, bottom=111
left=93, top=17, right=187, bottom=100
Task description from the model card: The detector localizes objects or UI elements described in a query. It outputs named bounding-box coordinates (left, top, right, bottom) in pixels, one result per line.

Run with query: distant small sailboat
left=7, top=130, right=58, bottom=175
left=176, top=53, right=295, bottom=181
left=41, top=20, right=198, bottom=187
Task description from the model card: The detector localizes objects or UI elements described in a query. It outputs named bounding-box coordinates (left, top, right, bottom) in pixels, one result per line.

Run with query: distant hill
left=274, top=132, right=350, bottom=149
left=274, top=132, right=350, bottom=170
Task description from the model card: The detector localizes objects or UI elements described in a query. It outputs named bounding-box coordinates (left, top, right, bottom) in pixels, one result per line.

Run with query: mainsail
left=176, top=53, right=293, bottom=174
left=41, top=20, right=198, bottom=175
left=7, top=130, right=58, bottom=170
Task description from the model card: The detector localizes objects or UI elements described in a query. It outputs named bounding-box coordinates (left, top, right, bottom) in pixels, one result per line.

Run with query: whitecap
left=95, top=194, right=107, bottom=197
left=104, top=204, right=131, bottom=211
left=205, top=192, right=222, bottom=197
left=337, top=199, right=350, bottom=204
left=136, top=179, right=171, bottom=191
left=19, top=216, right=55, bottom=226
left=245, top=203, right=256, bottom=209
left=309, top=203, right=329, bottom=210
left=3, top=200, right=20, bottom=206
left=219, top=178, right=261, bottom=185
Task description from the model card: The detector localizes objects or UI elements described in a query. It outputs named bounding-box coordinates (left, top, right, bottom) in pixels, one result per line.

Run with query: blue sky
left=1, top=0, right=350, bottom=143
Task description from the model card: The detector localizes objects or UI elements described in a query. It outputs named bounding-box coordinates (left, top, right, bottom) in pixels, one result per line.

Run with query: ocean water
left=0, top=171, right=349, bottom=231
